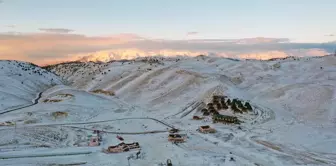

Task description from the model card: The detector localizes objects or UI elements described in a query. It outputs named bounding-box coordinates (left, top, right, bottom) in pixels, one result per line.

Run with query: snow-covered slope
left=0, top=60, right=62, bottom=111
left=1, top=56, right=336, bottom=166
left=47, top=55, right=336, bottom=125
left=69, top=48, right=329, bottom=63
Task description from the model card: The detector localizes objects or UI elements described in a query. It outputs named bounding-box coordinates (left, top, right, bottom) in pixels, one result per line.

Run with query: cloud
left=186, top=32, right=198, bottom=36
left=179, top=37, right=290, bottom=44
left=325, top=34, right=334, bottom=37
left=5, top=25, right=16, bottom=28
left=124, top=38, right=334, bottom=52
left=0, top=32, right=335, bottom=65
left=39, top=28, right=74, bottom=34
left=0, top=32, right=141, bottom=65
left=235, top=37, right=290, bottom=44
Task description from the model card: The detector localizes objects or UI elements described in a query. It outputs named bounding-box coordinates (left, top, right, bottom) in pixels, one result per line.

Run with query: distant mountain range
left=71, top=48, right=329, bottom=62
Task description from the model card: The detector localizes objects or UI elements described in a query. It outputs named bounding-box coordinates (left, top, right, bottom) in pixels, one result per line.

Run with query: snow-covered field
left=0, top=55, right=335, bottom=166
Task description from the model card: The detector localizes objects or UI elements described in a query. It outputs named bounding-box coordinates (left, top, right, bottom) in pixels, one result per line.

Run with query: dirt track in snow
left=0, top=92, right=42, bottom=115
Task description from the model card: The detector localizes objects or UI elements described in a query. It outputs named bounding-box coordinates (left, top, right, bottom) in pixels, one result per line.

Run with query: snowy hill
left=46, top=55, right=336, bottom=125
left=0, top=60, right=62, bottom=111
left=1, top=56, right=336, bottom=166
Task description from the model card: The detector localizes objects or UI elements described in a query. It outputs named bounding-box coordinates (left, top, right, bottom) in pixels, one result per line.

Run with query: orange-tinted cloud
left=0, top=32, right=142, bottom=65
left=0, top=32, right=334, bottom=65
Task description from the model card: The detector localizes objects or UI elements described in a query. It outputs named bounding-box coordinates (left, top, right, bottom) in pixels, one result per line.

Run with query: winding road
left=0, top=92, right=42, bottom=115
left=66, top=125, right=169, bottom=135
left=17, top=117, right=176, bottom=129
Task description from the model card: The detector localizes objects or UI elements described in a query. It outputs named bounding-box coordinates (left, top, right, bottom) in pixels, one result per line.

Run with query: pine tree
left=207, top=103, right=213, bottom=108
left=227, top=99, right=231, bottom=105
left=232, top=98, right=238, bottom=104
left=216, top=103, right=222, bottom=110
left=244, top=102, right=252, bottom=110
left=221, top=98, right=225, bottom=104
left=201, top=108, right=208, bottom=113
left=236, top=100, right=243, bottom=109
left=221, top=101, right=228, bottom=109
left=231, top=103, right=238, bottom=112
left=213, top=111, right=219, bottom=115
left=203, top=111, right=210, bottom=116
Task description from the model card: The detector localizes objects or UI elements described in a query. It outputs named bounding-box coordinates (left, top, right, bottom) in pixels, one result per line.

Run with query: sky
left=0, top=0, right=336, bottom=64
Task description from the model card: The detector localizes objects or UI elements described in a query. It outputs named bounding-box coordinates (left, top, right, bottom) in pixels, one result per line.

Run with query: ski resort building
left=212, top=114, right=240, bottom=124
left=168, top=133, right=187, bottom=143
left=103, top=142, right=140, bottom=153
left=198, top=125, right=216, bottom=133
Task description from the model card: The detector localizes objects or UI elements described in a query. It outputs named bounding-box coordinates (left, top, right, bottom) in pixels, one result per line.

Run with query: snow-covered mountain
left=0, top=60, right=62, bottom=110
left=71, top=48, right=329, bottom=63
left=46, top=55, right=336, bottom=124
left=1, top=55, right=336, bottom=166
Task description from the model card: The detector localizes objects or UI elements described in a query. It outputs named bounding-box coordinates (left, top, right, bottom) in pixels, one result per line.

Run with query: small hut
left=168, top=134, right=187, bottom=143
left=198, top=125, right=216, bottom=133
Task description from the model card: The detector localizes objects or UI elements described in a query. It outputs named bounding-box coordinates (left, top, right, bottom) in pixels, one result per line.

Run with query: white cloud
left=186, top=32, right=198, bottom=36
left=5, top=25, right=16, bottom=28
left=39, top=28, right=74, bottom=34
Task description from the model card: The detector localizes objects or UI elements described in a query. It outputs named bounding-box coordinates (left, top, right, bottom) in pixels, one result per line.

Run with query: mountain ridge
left=69, top=48, right=330, bottom=63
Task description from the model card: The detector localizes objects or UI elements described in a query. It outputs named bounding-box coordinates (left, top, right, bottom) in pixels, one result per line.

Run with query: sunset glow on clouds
left=1, top=0, right=336, bottom=65
left=0, top=31, right=334, bottom=65
left=0, top=32, right=141, bottom=64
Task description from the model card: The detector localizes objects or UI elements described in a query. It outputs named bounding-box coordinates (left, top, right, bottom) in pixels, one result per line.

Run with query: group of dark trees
left=140, top=58, right=164, bottom=65
left=227, top=98, right=253, bottom=114
left=3, top=60, right=50, bottom=77
left=44, top=61, right=110, bottom=80
left=201, top=95, right=253, bottom=116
